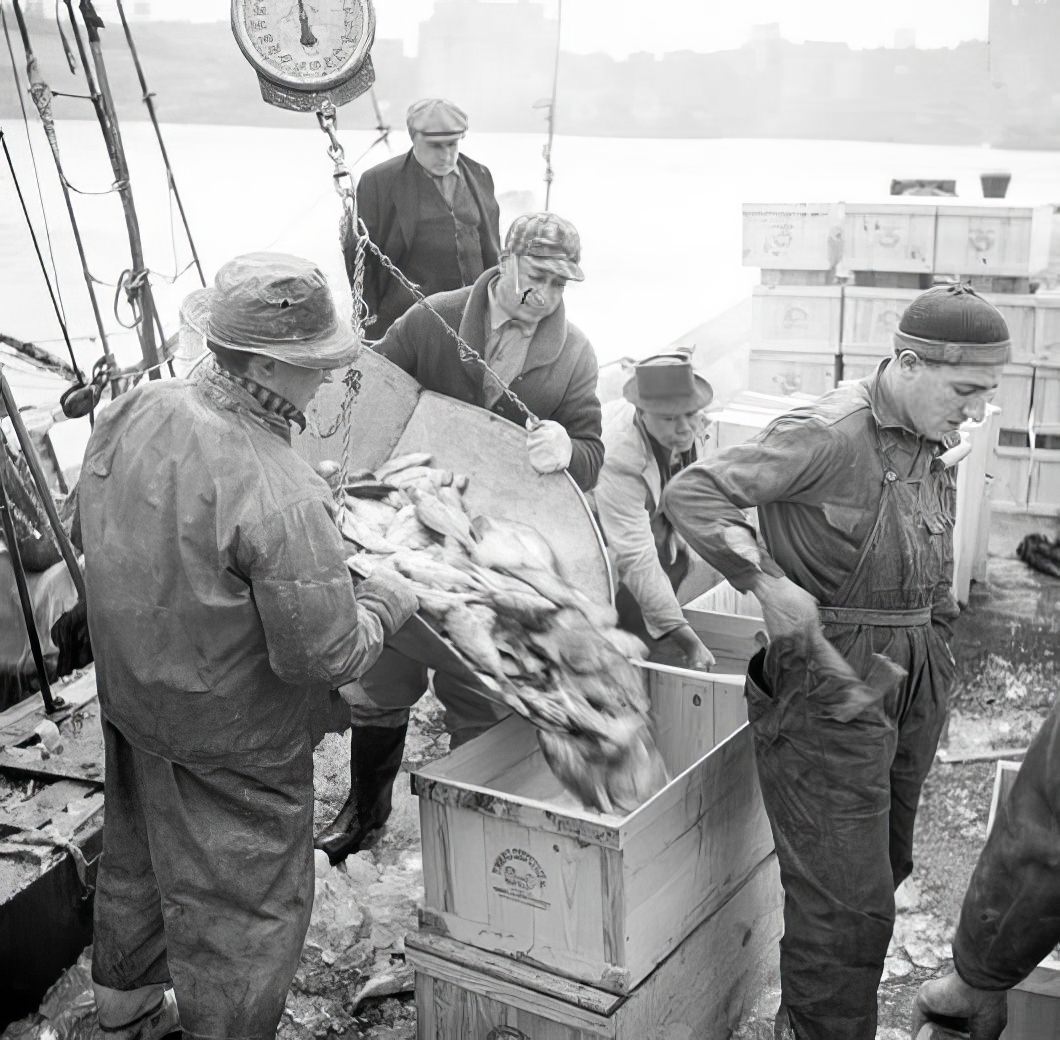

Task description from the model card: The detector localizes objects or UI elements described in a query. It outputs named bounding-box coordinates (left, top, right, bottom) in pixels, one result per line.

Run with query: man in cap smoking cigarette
left=315, top=212, right=605, bottom=865
left=357, top=97, right=501, bottom=338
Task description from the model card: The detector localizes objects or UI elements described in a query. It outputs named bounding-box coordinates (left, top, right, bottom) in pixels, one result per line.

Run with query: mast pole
left=543, top=0, right=562, bottom=210
left=67, top=0, right=162, bottom=377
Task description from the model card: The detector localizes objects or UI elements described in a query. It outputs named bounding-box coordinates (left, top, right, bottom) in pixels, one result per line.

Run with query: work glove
left=525, top=419, right=572, bottom=474
left=912, top=972, right=1008, bottom=1040
left=661, top=623, right=715, bottom=670
left=355, top=572, right=419, bottom=637
left=50, top=600, right=93, bottom=678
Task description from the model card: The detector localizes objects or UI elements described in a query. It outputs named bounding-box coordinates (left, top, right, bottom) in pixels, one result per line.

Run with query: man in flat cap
left=358, top=97, right=501, bottom=337
left=315, top=212, right=605, bottom=864
left=79, top=253, right=417, bottom=1040
left=662, top=283, right=1008, bottom=1040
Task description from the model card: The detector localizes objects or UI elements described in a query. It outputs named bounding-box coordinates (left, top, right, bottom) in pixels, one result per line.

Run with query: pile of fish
left=336, top=452, right=669, bottom=815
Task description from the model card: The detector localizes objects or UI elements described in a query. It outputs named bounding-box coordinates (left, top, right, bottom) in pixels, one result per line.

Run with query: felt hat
left=623, top=354, right=714, bottom=413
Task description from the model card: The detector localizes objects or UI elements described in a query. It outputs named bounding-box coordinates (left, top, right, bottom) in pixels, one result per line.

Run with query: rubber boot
left=314, top=723, right=408, bottom=865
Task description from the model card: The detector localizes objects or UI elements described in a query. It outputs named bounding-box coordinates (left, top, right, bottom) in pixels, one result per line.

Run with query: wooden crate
left=933, top=204, right=1053, bottom=278
left=408, top=853, right=782, bottom=1040
left=412, top=660, right=773, bottom=994
left=742, top=202, right=843, bottom=271
left=748, top=349, right=838, bottom=397
left=988, top=295, right=1039, bottom=365
left=991, top=442, right=1033, bottom=506
left=843, top=203, right=937, bottom=273
left=840, top=350, right=889, bottom=382
left=1032, top=365, right=1060, bottom=426
left=760, top=268, right=835, bottom=287
left=996, top=364, right=1035, bottom=427
left=1029, top=442, right=1060, bottom=509
left=841, top=287, right=920, bottom=353
left=1032, top=297, right=1060, bottom=367
left=1008, top=964, right=1060, bottom=1040
left=751, top=285, right=842, bottom=352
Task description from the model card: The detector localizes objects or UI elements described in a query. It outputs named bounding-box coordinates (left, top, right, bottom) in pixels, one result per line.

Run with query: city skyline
left=115, top=0, right=990, bottom=57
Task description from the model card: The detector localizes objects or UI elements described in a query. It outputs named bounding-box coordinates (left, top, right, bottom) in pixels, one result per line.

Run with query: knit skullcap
left=894, top=283, right=1010, bottom=366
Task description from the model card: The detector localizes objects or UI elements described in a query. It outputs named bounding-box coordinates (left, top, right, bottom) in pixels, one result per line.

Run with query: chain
left=356, top=222, right=540, bottom=426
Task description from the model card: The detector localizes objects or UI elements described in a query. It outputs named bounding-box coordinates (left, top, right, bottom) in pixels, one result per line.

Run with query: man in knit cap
left=358, top=97, right=501, bottom=337
left=662, top=283, right=1008, bottom=1040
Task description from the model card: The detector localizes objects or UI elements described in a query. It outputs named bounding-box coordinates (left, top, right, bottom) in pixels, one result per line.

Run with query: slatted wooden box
left=1032, top=365, right=1060, bottom=425
left=408, top=853, right=782, bottom=1040
left=843, top=203, right=936, bottom=273
left=997, top=364, right=1035, bottom=427
left=742, top=202, right=843, bottom=270
left=933, top=203, right=1053, bottom=279
left=411, top=657, right=773, bottom=995
left=749, top=348, right=838, bottom=397
left=841, top=287, right=919, bottom=353
left=1032, top=297, right=1060, bottom=367
left=751, top=285, right=842, bottom=353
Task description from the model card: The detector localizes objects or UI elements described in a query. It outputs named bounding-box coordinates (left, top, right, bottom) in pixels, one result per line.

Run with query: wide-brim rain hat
left=180, top=252, right=358, bottom=370
left=623, top=353, right=714, bottom=414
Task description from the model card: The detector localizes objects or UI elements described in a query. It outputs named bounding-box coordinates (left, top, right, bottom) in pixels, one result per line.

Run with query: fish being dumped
left=336, top=454, right=668, bottom=815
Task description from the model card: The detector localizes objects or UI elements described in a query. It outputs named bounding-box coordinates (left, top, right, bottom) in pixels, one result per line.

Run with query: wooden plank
left=680, top=609, right=767, bottom=673
left=620, top=730, right=774, bottom=986
left=407, top=931, right=625, bottom=1016
left=409, top=942, right=615, bottom=1038
left=933, top=204, right=1052, bottom=278
left=0, top=780, right=98, bottom=833
left=987, top=760, right=1022, bottom=835
left=645, top=670, right=715, bottom=776
left=616, top=854, right=782, bottom=1040
left=748, top=349, right=838, bottom=397
left=742, top=203, right=843, bottom=271
left=842, top=204, right=936, bottom=273
left=1007, top=964, right=1060, bottom=1040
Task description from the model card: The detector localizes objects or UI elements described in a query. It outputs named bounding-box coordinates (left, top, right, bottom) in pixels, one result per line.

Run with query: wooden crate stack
left=406, top=613, right=783, bottom=1039
left=743, top=200, right=1058, bottom=525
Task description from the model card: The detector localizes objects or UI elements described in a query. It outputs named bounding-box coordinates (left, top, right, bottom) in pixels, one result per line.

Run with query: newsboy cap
left=503, top=212, right=585, bottom=281
left=406, top=98, right=468, bottom=140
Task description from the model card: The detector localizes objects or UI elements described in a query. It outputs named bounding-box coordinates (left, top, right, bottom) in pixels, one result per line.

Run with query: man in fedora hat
left=593, top=353, right=717, bottom=669
left=78, top=252, right=418, bottom=1040
left=315, top=211, right=604, bottom=864
left=662, top=284, right=1009, bottom=1040
left=358, top=97, right=501, bottom=337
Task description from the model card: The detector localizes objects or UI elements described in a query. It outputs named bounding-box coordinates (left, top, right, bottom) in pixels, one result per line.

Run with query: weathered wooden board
left=409, top=852, right=782, bottom=1040
left=1007, top=964, right=1060, bottom=1040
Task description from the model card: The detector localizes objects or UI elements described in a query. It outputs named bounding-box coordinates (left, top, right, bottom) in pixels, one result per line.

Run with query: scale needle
left=297, top=0, right=317, bottom=48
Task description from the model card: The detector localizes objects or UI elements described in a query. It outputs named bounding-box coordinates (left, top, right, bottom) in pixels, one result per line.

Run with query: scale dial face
left=232, top=0, right=375, bottom=92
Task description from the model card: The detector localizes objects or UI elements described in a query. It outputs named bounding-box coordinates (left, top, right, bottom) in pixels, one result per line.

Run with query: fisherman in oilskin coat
left=912, top=692, right=1060, bottom=1040
left=78, top=253, right=417, bottom=1040
left=359, top=97, right=501, bottom=338
left=315, top=211, right=604, bottom=865
left=661, top=284, right=1009, bottom=1040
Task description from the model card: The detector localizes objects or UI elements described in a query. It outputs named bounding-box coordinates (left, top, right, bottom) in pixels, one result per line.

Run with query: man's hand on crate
left=912, top=972, right=1007, bottom=1040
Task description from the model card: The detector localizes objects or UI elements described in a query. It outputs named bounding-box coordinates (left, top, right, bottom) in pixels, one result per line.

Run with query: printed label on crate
left=491, top=848, right=550, bottom=909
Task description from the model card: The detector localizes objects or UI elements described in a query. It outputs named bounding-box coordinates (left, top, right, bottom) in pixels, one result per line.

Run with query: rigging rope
left=2, top=0, right=67, bottom=331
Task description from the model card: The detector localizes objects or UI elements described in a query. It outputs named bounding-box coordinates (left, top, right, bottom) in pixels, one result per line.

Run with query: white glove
left=525, top=419, right=573, bottom=474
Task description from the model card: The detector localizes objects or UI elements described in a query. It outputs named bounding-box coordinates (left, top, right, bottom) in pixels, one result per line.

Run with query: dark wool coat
left=359, top=150, right=501, bottom=336
left=374, top=268, right=604, bottom=492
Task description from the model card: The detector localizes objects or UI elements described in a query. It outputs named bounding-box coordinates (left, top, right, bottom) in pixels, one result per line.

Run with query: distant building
left=988, top=0, right=1060, bottom=97
left=416, top=0, right=558, bottom=131
left=894, top=27, right=917, bottom=50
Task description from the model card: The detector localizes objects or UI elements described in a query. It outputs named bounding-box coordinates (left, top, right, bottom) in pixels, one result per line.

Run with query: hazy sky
left=370, top=0, right=990, bottom=57
left=176, top=1, right=991, bottom=56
